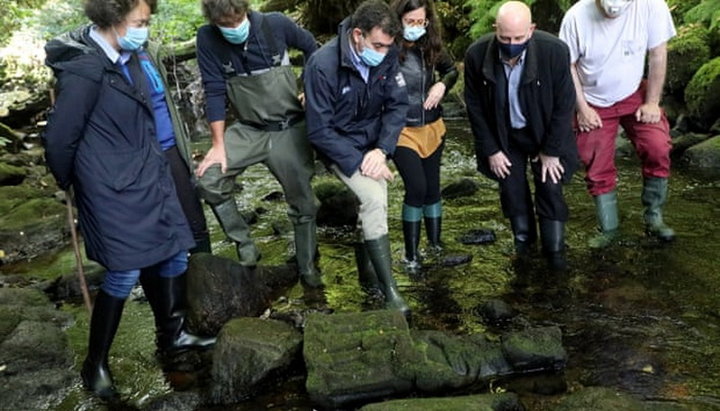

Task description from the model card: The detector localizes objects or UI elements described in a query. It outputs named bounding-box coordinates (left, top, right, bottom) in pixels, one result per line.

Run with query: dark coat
left=399, top=46, right=457, bottom=127
left=464, top=30, right=578, bottom=181
left=304, top=17, right=409, bottom=177
left=42, top=25, right=194, bottom=271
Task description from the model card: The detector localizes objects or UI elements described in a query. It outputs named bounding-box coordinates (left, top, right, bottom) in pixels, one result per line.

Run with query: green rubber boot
left=210, top=199, right=261, bottom=266
left=294, top=219, right=322, bottom=287
left=364, top=235, right=410, bottom=318
left=588, top=191, right=619, bottom=249
left=642, top=177, right=675, bottom=242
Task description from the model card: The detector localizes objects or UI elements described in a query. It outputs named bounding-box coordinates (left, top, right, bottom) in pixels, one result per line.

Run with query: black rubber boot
left=539, top=219, right=567, bottom=271
left=510, top=214, right=537, bottom=256
left=364, top=235, right=410, bottom=318
left=210, top=199, right=260, bottom=266
left=424, top=216, right=442, bottom=253
left=402, top=220, right=422, bottom=270
left=294, top=219, right=322, bottom=288
left=139, top=271, right=216, bottom=356
left=81, top=290, right=125, bottom=399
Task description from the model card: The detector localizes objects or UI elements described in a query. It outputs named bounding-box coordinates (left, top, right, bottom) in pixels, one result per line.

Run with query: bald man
left=464, top=1, right=577, bottom=270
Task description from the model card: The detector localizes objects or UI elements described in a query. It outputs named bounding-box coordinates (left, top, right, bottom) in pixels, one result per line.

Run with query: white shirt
left=559, top=0, right=676, bottom=107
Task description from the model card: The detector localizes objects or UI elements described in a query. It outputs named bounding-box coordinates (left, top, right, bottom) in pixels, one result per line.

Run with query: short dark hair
left=201, top=0, right=250, bottom=24
left=85, top=0, right=158, bottom=29
left=351, top=0, right=401, bottom=37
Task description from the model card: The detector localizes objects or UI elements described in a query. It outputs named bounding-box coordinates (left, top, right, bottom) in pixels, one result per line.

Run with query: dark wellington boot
left=140, top=272, right=216, bottom=356
left=510, top=214, right=537, bottom=256
left=539, top=219, right=567, bottom=271
left=364, top=235, right=411, bottom=319
left=294, top=219, right=322, bottom=288
left=81, top=290, right=125, bottom=399
left=402, top=219, right=422, bottom=271
left=189, top=230, right=211, bottom=255
left=210, top=199, right=261, bottom=266
left=355, top=242, right=381, bottom=295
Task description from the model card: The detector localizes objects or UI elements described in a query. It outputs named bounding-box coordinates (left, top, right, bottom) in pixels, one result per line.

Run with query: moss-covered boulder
left=681, top=135, right=720, bottom=168
left=501, top=326, right=567, bottom=371
left=0, top=161, right=26, bottom=185
left=666, top=24, right=710, bottom=98
left=0, top=186, right=66, bottom=265
left=685, top=57, right=720, bottom=128
left=671, top=132, right=711, bottom=157
left=209, top=317, right=303, bottom=404
left=360, top=392, right=521, bottom=411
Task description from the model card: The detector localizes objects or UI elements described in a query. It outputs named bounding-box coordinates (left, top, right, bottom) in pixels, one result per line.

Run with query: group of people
left=41, top=0, right=677, bottom=399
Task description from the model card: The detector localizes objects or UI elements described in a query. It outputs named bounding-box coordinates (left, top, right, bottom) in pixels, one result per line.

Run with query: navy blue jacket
left=304, top=18, right=409, bottom=177
left=42, top=25, right=194, bottom=271
left=196, top=11, right=317, bottom=123
left=464, top=30, right=578, bottom=182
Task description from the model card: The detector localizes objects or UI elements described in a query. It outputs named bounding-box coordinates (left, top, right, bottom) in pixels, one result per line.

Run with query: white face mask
left=600, top=0, right=632, bottom=18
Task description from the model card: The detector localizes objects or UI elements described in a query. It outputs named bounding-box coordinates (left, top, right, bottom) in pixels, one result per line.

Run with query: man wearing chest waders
left=195, top=0, right=322, bottom=287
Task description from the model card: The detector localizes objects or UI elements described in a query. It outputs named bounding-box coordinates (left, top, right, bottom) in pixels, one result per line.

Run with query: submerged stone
left=552, top=386, right=647, bottom=411
left=441, top=178, right=479, bottom=199
left=459, top=228, right=497, bottom=245
left=501, top=326, right=567, bottom=372
left=359, top=392, right=521, bottom=410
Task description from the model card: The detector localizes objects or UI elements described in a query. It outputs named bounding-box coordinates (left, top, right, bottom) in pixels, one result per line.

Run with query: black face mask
left=498, top=40, right=529, bottom=59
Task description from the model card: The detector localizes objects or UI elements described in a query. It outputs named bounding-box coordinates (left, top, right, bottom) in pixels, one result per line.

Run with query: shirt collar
left=89, top=25, right=132, bottom=65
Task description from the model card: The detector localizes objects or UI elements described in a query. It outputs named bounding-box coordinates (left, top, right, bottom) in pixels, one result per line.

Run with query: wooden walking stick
left=49, top=88, right=92, bottom=313
left=65, top=189, right=92, bottom=314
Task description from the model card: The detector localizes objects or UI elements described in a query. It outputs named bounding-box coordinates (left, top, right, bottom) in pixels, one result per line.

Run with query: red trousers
left=576, top=84, right=671, bottom=196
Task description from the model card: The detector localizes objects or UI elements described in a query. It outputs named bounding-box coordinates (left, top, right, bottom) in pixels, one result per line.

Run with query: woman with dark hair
left=43, top=0, right=215, bottom=399
left=390, top=0, right=458, bottom=270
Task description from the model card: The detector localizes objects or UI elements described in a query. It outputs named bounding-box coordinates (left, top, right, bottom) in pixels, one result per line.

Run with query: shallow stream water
left=5, top=120, right=720, bottom=410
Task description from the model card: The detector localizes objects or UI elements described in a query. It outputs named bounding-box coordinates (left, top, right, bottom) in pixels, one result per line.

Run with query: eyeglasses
left=403, top=18, right=429, bottom=28
left=126, top=18, right=151, bottom=28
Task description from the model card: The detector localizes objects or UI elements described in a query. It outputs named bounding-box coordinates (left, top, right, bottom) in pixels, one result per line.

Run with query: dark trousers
left=165, top=146, right=209, bottom=241
left=499, top=129, right=568, bottom=221
left=394, top=142, right=444, bottom=207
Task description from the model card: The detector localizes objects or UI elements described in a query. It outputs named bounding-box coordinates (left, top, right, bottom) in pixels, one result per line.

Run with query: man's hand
left=196, top=145, right=227, bottom=177
left=576, top=105, right=603, bottom=133
left=535, top=153, right=565, bottom=184
left=423, top=82, right=446, bottom=110
left=361, top=149, right=393, bottom=181
left=635, top=102, right=661, bottom=123
left=488, top=151, right=512, bottom=179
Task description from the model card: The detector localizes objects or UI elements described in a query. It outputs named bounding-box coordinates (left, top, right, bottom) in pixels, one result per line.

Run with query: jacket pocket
left=93, top=145, right=151, bottom=192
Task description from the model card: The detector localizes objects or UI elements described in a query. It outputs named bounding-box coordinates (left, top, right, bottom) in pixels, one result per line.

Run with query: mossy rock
left=666, top=24, right=710, bottom=98
left=685, top=57, right=720, bottom=127
left=681, top=135, right=720, bottom=168
left=0, top=162, right=26, bottom=186
left=0, top=197, right=64, bottom=231
left=360, top=392, right=521, bottom=411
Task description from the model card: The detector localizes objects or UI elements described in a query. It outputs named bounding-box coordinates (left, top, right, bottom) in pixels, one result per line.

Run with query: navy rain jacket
left=42, top=25, right=194, bottom=271
left=304, top=18, right=409, bottom=177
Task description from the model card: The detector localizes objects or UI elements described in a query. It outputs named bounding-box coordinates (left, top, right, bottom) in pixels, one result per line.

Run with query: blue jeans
left=102, top=251, right=188, bottom=298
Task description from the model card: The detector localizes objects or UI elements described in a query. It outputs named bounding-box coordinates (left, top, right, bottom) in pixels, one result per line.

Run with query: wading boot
left=424, top=201, right=443, bottom=254
left=81, top=290, right=125, bottom=399
left=402, top=204, right=423, bottom=271
left=294, top=219, right=322, bottom=287
left=589, top=191, right=619, bottom=248
left=510, top=214, right=537, bottom=257
left=642, top=177, right=675, bottom=242
left=539, top=219, right=567, bottom=271
left=140, top=271, right=216, bottom=357
left=210, top=199, right=261, bottom=266
left=364, top=235, right=411, bottom=318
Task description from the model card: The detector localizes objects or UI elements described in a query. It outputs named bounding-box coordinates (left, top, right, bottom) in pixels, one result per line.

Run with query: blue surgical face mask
left=358, top=36, right=387, bottom=67
left=219, top=19, right=250, bottom=44
left=117, top=26, right=148, bottom=51
left=403, top=25, right=426, bottom=42
left=498, top=40, right=529, bottom=59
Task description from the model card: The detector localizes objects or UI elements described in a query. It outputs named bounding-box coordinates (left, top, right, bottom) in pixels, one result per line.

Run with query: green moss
left=685, top=57, right=720, bottom=125
left=667, top=24, right=711, bottom=97
left=0, top=197, right=64, bottom=231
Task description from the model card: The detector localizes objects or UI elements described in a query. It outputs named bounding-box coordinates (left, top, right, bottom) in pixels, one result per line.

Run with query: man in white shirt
left=559, top=0, right=676, bottom=248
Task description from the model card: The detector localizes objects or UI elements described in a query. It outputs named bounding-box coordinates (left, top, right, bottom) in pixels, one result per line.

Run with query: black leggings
left=165, top=146, right=209, bottom=240
left=394, top=141, right=444, bottom=207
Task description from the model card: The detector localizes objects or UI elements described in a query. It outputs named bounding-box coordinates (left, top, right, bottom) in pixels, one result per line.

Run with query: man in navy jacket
left=304, top=0, right=410, bottom=316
